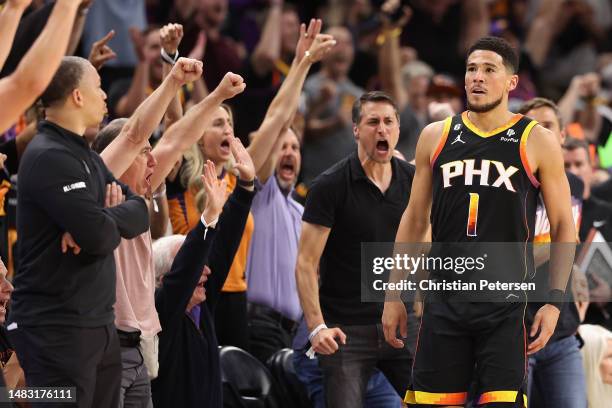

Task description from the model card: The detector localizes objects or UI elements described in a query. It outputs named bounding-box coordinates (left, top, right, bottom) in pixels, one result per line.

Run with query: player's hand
left=0, top=153, right=7, bottom=169
left=382, top=301, right=408, bottom=348
left=170, top=58, right=203, bottom=85
left=212, top=72, right=246, bottom=101
left=105, top=182, right=125, bottom=208
left=88, top=30, right=117, bottom=70
left=230, top=137, right=255, bottom=183
left=160, top=23, right=184, bottom=55
left=61, top=232, right=81, bottom=255
left=528, top=304, right=560, bottom=354
left=310, top=327, right=347, bottom=355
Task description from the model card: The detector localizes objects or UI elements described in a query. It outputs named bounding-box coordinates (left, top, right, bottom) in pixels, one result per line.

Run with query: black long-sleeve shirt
left=10, top=120, right=149, bottom=328
left=152, top=186, right=254, bottom=408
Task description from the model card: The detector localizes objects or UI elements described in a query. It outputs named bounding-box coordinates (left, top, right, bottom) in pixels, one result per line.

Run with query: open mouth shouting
left=219, top=138, right=231, bottom=156
left=278, top=158, right=296, bottom=181
left=375, top=139, right=390, bottom=156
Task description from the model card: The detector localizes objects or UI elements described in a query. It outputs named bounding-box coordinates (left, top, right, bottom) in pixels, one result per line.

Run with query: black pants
left=318, top=323, right=414, bottom=408
left=214, top=291, right=249, bottom=351
left=8, top=323, right=121, bottom=408
left=247, top=304, right=296, bottom=364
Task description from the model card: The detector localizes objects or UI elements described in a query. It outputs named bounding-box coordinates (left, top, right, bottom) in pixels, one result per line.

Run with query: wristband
left=547, top=289, right=565, bottom=312
left=308, top=323, right=328, bottom=342
left=237, top=178, right=255, bottom=188
left=161, top=48, right=179, bottom=65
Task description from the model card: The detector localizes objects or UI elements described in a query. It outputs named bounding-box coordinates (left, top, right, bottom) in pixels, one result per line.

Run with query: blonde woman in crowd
left=167, top=104, right=254, bottom=350
left=578, top=324, right=612, bottom=407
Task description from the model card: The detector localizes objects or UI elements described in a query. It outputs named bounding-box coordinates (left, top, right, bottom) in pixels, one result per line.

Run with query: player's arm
left=296, top=222, right=346, bottom=354
left=0, top=0, right=80, bottom=134
left=527, top=125, right=576, bottom=354
left=382, top=120, right=442, bottom=348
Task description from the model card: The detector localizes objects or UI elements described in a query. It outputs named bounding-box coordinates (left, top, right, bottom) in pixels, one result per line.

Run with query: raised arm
left=155, top=161, right=226, bottom=325
left=160, top=23, right=185, bottom=131
left=248, top=21, right=336, bottom=182
left=0, top=0, right=81, bottom=133
left=101, top=57, right=203, bottom=177
left=66, top=1, right=91, bottom=56
left=527, top=125, right=576, bottom=354
left=0, top=0, right=30, bottom=72
left=382, top=121, right=442, bottom=348
left=524, top=0, right=564, bottom=68
left=205, top=139, right=256, bottom=308
left=459, top=0, right=489, bottom=55
left=377, top=3, right=411, bottom=111
left=114, top=28, right=154, bottom=118
left=149, top=72, right=245, bottom=191
left=250, top=0, right=283, bottom=77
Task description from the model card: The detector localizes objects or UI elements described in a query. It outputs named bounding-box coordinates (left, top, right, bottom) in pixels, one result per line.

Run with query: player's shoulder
left=416, top=117, right=452, bottom=160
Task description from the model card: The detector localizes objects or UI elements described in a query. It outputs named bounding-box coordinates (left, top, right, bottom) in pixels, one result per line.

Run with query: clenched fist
left=160, top=23, right=184, bottom=55
left=170, top=58, right=203, bottom=85
left=213, top=72, right=246, bottom=101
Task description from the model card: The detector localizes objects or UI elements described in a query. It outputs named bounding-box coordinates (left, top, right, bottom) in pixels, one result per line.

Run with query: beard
left=467, top=94, right=503, bottom=113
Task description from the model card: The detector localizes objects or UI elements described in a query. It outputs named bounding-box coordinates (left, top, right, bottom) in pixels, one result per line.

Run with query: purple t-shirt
left=246, top=176, right=303, bottom=321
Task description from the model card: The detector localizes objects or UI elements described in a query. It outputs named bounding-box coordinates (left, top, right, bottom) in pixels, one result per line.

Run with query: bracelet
left=308, top=323, right=328, bottom=342
left=161, top=48, right=179, bottom=65
left=237, top=178, right=255, bottom=188
left=547, top=289, right=565, bottom=312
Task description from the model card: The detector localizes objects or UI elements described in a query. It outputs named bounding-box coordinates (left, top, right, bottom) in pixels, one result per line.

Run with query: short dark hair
left=39, top=56, right=89, bottom=108
left=563, top=137, right=591, bottom=164
left=467, top=36, right=519, bottom=74
left=92, top=118, right=128, bottom=154
left=517, top=97, right=563, bottom=128
left=352, top=91, right=399, bottom=124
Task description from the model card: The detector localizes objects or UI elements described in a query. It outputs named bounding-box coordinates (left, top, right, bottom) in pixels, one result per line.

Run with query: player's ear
left=508, top=74, right=518, bottom=92
left=353, top=124, right=359, bottom=141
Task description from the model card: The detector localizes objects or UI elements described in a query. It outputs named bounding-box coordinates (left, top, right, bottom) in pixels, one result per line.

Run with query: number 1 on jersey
left=467, top=193, right=479, bottom=237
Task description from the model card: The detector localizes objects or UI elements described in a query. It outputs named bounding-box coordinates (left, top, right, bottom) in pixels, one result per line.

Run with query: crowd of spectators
left=0, top=0, right=611, bottom=407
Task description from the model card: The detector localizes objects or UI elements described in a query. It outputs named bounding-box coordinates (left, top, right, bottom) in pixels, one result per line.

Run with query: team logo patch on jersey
left=451, top=131, right=466, bottom=145
left=454, top=124, right=462, bottom=131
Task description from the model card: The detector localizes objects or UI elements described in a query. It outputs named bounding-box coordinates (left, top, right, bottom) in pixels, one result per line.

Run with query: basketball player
left=382, top=37, right=577, bottom=407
